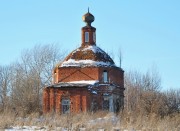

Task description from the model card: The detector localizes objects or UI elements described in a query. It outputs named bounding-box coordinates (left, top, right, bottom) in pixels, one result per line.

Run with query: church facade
left=43, top=11, right=125, bottom=114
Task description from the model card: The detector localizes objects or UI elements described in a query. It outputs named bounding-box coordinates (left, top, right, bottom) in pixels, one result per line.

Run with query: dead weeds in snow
left=0, top=110, right=180, bottom=130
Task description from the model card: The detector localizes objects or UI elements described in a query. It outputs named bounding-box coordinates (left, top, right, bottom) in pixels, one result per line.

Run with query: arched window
left=61, top=98, right=70, bottom=114
left=103, top=70, right=108, bottom=83
left=85, top=32, right=89, bottom=42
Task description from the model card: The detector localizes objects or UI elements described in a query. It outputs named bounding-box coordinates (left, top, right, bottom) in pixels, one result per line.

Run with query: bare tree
left=0, top=65, right=11, bottom=111
left=142, top=68, right=161, bottom=91
left=10, top=43, right=65, bottom=114
left=163, top=89, right=180, bottom=114
left=124, top=69, right=162, bottom=115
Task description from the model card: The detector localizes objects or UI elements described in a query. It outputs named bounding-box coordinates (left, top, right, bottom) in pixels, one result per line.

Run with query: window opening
left=85, top=32, right=89, bottom=42
left=61, top=98, right=70, bottom=114
left=102, top=96, right=109, bottom=110
left=103, top=70, right=108, bottom=83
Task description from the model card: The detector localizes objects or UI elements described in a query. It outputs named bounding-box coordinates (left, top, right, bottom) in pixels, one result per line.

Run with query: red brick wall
left=55, top=89, right=61, bottom=113
left=98, top=67, right=124, bottom=86
left=43, top=87, right=92, bottom=114
left=57, top=67, right=99, bottom=82
left=44, top=66, right=124, bottom=114
left=81, top=27, right=96, bottom=46
left=55, top=67, right=124, bottom=86
left=49, top=88, right=55, bottom=112
left=43, top=88, right=50, bottom=113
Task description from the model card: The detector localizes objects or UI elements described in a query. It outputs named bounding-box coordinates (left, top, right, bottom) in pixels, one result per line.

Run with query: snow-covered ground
left=5, top=126, right=47, bottom=131
left=5, top=113, right=121, bottom=131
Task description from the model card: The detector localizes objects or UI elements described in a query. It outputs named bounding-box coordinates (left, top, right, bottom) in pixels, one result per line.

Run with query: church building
left=43, top=11, right=125, bottom=114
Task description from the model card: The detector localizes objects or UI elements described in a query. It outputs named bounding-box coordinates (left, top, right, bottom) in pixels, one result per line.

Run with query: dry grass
left=0, top=112, right=15, bottom=129
left=0, top=110, right=179, bottom=130
left=118, top=111, right=180, bottom=130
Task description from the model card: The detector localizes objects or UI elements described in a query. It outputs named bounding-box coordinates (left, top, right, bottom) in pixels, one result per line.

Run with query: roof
left=45, top=80, right=124, bottom=95
left=51, top=80, right=99, bottom=88
left=59, top=45, right=115, bottom=67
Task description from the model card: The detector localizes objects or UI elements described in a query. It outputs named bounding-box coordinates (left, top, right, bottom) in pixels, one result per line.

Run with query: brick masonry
left=43, top=66, right=124, bottom=114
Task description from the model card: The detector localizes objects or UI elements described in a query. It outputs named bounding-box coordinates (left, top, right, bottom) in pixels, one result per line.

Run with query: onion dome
left=82, top=8, right=95, bottom=26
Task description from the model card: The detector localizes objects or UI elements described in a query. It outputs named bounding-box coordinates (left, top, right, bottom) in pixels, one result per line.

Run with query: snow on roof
left=59, top=45, right=116, bottom=67
left=69, top=80, right=99, bottom=85
left=82, top=45, right=105, bottom=54
left=53, top=80, right=99, bottom=88
left=60, top=59, right=115, bottom=67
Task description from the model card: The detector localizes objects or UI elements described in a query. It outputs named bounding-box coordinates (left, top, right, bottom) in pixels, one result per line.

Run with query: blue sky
left=0, top=0, right=180, bottom=90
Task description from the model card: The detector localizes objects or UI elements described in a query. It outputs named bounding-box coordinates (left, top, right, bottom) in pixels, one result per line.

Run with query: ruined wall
left=43, top=87, right=91, bottom=114
left=43, top=66, right=124, bottom=114
left=43, top=88, right=50, bottom=113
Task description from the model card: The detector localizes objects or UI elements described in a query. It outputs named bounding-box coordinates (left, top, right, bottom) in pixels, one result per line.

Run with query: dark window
left=103, top=70, right=108, bottom=83
left=102, top=96, right=109, bottom=110
left=61, top=99, right=70, bottom=114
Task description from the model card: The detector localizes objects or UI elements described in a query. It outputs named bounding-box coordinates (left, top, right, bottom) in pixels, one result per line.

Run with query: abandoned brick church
left=43, top=11, right=125, bottom=114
